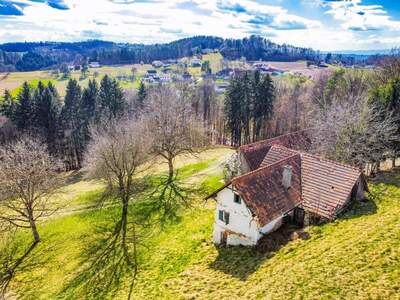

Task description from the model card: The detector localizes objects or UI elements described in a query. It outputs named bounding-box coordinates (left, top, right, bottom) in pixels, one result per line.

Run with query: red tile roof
left=300, top=153, right=361, bottom=219
left=260, top=145, right=363, bottom=219
left=239, top=130, right=311, bottom=171
left=208, top=134, right=365, bottom=226
left=232, top=155, right=303, bottom=226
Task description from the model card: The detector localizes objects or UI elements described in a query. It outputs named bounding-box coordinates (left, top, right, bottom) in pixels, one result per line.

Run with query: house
left=207, top=131, right=368, bottom=246
left=252, top=62, right=284, bottom=75
left=152, top=60, right=164, bottom=68
left=190, top=58, right=202, bottom=67
left=182, top=71, right=192, bottom=81
left=89, top=61, right=100, bottom=68
left=146, top=69, right=157, bottom=76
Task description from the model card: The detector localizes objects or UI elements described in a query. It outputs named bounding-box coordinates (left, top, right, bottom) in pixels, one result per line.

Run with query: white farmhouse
left=207, top=131, right=368, bottom=246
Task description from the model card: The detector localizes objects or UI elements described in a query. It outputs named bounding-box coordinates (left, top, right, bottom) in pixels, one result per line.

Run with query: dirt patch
left=256, top=224, right=309, bottom=253
left=0, top=72, right=10, bottom=81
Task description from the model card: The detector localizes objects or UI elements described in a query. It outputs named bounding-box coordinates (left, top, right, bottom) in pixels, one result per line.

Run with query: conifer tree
left=252, top=73, right=275, bottom=141
left=225, top=76, right=243, bottom=146
left=137, top=80, right=146, bottom=108
left=0, top=90, right=15, bottom=118
left=99, top=75, right=126, bottom=119
left=60, top=79, right=83, bottom=169
left=34, top=84, right=60, bottom=155
left=241, top=72, right=253, bottom=145
left=14, top=82, right=33, bottom=131
left=81, top=79, right=99, bottom=148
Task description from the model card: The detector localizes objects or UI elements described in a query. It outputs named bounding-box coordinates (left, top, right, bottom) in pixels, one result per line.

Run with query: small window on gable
left=234, top=193, right=241, bottom=204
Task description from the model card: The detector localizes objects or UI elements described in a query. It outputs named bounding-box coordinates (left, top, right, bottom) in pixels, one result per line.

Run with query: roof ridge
left=300, top=152, right=361, bottom=173
left=233, top=153, right=300, bottom=183
left=270, top=144, right=361, bottom=173
left=238, top=129, right=311, bottom=150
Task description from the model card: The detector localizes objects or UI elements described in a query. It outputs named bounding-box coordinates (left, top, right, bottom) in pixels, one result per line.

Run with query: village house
left=152, top=60, right=164, bottom=68
left=190, top=58, right=202, bottom=67
left=207, top=131, right=368, bottom=246
left=89, top=61, right=101, bottom=68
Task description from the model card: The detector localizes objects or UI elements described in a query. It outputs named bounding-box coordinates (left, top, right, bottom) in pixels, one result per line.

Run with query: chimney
left=282, top=165, right=292, bottom=189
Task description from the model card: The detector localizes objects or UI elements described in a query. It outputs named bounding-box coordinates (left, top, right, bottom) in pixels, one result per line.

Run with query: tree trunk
left=29, top=217, right=40, bottom=243
left=167, top=158, right=174, bottom=184
left=392, top=158, right=396, bottom=168
left=121, top=195, right=129, bottom=257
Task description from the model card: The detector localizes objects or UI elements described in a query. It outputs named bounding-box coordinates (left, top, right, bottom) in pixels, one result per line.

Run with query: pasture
left=1, top=146, right=400, bottom=299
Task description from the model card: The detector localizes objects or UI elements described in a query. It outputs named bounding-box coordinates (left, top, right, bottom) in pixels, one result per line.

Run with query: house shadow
left=339, top=197, right=378, bottom=221
left=209, top=224, right=308, bottom=280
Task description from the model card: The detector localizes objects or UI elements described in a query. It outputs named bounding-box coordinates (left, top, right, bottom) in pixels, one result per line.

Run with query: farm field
left=265, top=60, right=330, bottom=79
left=0, top=64, right=152, bottom=97
left=0, top=53, right=333, bottom=99
left=2, top=146, right=400, bottom=299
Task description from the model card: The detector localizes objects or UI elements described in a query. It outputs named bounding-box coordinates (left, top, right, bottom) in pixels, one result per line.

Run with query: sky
left=1, top=0, right=400, bottom=51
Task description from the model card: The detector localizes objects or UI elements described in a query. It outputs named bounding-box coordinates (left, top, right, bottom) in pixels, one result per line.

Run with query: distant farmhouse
left=89, top=61, right=101, bottom=68
left=207, top=131, right=368, bottom=246
left=152, top=60, right=164, bottom=68
left=253, top=62, right=284, bottom=76
left=143, top=69, right=172, bottom=84
left=190, top=58, right=202, bottom=67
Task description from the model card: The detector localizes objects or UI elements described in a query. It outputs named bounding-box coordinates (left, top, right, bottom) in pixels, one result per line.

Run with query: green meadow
left=1, top=147, right=399, bottom=299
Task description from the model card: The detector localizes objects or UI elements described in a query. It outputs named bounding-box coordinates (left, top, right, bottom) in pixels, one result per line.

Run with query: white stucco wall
left=213, top=185, right=285, bottom=246
left=259, top=216, right=283, bottom=235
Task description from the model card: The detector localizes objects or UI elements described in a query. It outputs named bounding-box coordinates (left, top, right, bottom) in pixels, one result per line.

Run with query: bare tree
left=269, top=79, right=311, bottom=136
left=145, top=85, right=207, bottom=185
left=0, top=137, right=61, bottom=243
left=310, top=100, right=399, bottom=174
left=0, top=136, right=61, bottom=296
left=143, top=86, right=208, bottom=217
left=83, top=117, right=151, bottom=297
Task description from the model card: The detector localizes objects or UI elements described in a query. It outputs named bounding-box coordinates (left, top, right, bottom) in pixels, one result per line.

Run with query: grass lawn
left=2, top=148, right=400, bottom=299
left=202, top=53, right=223, bottom=73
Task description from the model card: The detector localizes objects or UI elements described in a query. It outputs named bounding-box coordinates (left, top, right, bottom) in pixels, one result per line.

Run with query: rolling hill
left=2, top=148, right=400, bottom=299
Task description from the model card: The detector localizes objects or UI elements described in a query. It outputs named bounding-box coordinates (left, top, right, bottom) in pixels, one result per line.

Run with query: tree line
left=225, top=70, right=275, bottom=146
left=0, top=75, right=126, bottom=169
left=0, top=35, right=322, bottom=71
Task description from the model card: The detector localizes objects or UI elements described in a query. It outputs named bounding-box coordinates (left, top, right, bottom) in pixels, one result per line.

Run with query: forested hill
left=0, top=35, right=318, bottom=71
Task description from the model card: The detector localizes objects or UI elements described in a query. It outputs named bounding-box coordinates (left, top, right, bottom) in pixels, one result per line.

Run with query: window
left=218, top=210, right=230, bottom=225
left=218, top=210, right=224, bottom=222
left=234, top=193, right=241, bottom=204
left=224, top=212, right=230, bottom=225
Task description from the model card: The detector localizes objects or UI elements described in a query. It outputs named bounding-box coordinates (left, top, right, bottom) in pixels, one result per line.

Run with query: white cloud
left=0, top=0, right=399, bottom=51
left=324, top=0, right=400, bottom=31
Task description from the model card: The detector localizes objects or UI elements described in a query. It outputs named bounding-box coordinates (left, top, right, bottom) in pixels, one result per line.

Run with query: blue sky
left=1, top=0, right=400, bottom=50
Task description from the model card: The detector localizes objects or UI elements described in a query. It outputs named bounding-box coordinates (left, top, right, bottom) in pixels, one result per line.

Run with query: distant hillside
left=0, top=35, right=318, bottom=72
left=328, top=49, right=393, bottom=56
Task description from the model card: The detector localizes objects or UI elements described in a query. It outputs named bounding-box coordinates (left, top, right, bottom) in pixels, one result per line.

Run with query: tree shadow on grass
left=210, top=224, right=308, bottom=280
left=64, top=170, right=85, bottom=185
left=0, top=232, right=58, bottom=298
left=59, top=206, right=149, bottom=300
left=370, top=167, right=400, bottom=188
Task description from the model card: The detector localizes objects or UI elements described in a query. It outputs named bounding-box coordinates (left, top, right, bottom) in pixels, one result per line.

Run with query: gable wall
left=213, top=185, right=260, bottom=245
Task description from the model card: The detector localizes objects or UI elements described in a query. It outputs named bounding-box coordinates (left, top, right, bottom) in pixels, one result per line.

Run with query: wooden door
left=221, top=231, right=228, bottom=246
left=293, top=208, right=305, bottom=226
